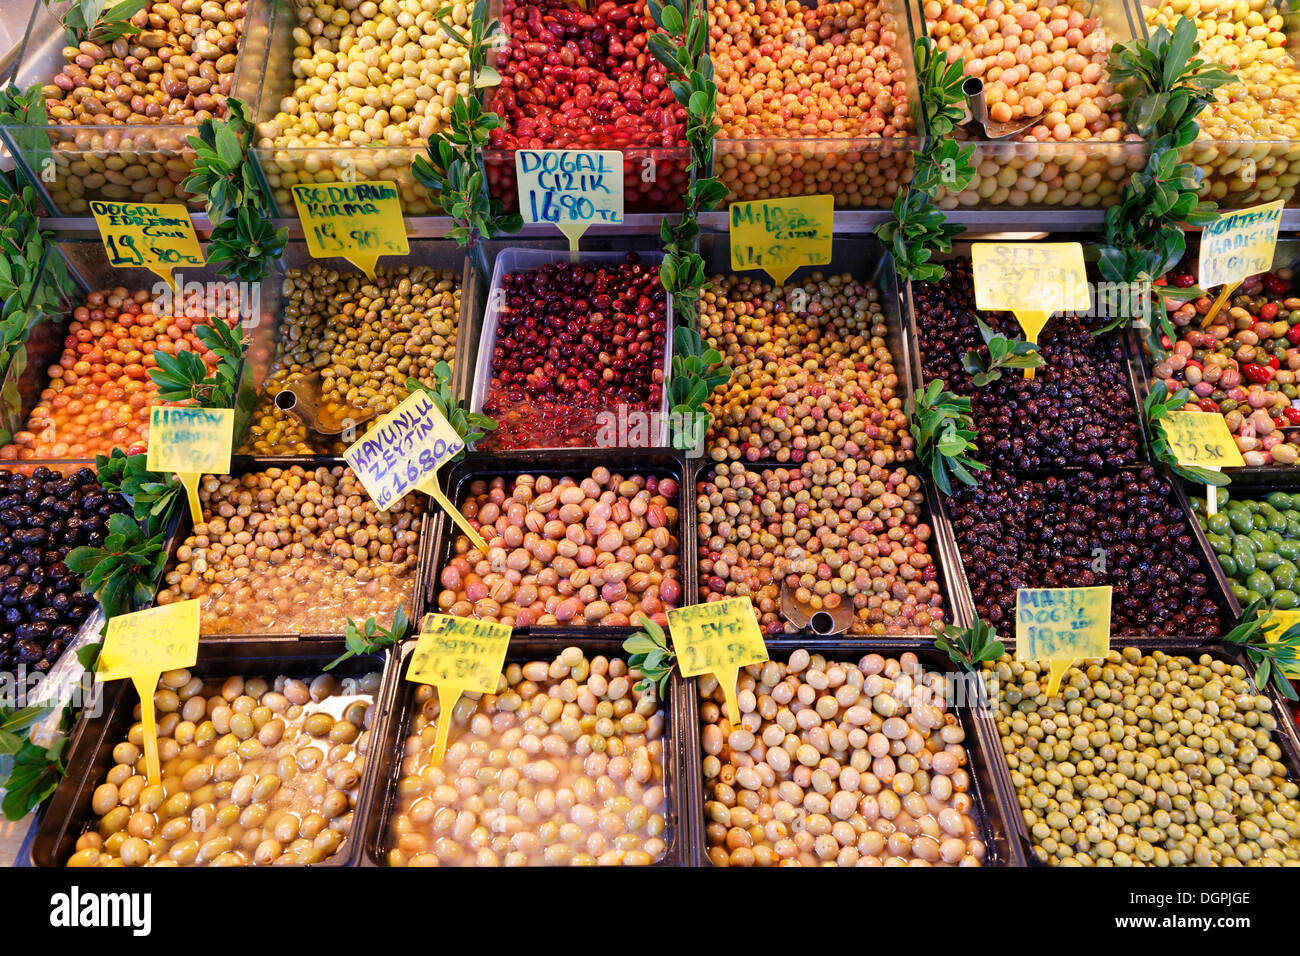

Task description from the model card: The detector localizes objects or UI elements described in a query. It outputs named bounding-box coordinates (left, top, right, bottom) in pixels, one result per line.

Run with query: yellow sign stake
left=667, top=599, right=769, bottom=731
left=291, top=181, right=409, bottom=278
left=90, top=200, right=205, bottom=293
left=146, top=406, right=234, bottom=524
left=406, top=614, right=513, bottom=766
left=971, top=242, right=1090, bottom=379
left=1201, top=280, right=1241, bottom=328
left=1015, top=587, right=1112, bottom=697
left=97, top=601, right=201, bottom=785
left=729, top=195, right=834, bottom=287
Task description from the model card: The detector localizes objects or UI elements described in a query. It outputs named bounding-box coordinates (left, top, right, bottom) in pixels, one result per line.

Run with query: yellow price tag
left=1162, top=411, right=1246, bottom=469
left=97, top=600, right=201, bottom=786
left=971, top=241, right=1089, bottom=380
left=1015, top=586, right=1112, bottom=698
left=291, top=181, right=409, bottom=278
left=343, top=389, right=487, bottom=552
left=90, top=200, right=205, bottom=293
left=1264, top=609, right=1300, bottom=680
left=516, top=149, right=624, bottom=253
left=406, top=614, right=513, bottom=766
left=728, top=194, right=834, bottom=287
left=1199, top=200, right=1284, bottom=291
left=667, top=598, right=769, bottom=731
left=146, top=406, right=234, bottom=525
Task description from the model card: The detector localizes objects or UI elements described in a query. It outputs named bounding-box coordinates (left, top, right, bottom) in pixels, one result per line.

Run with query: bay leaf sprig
left=1143, top=380, right=1231, bottom=486
left=624, top=618, right=676, bottom=699
left=1221, top=599, right=1300, bottom=701
left=934, top=614, right=1005, bottom=669
left=325, top=607, right=412, bottom=672
left=961, top=319, right=1045, bottom=386
left=909, top=379, right=986, bottom=496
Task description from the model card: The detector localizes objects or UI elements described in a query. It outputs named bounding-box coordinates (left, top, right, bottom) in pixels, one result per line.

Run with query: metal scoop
left=780, top=582, right=854, bottom=636
left=962, top=76, right=1040, bottom=141
left=273, top=371, right=380, bottom=436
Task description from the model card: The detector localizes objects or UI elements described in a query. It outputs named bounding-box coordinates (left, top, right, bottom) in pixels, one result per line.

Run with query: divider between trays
left=30, top=636, right=395, bottom=867
left=674, top=636, right=1025, bottom=867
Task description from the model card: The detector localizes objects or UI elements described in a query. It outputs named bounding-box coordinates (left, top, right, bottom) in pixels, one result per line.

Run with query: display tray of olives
left=0, top=465, right=131, bottom=675
left=239, top=242, right=471, bottom=457
left=1188, top=481, right=1300, bottom=618
left=430, top=449, right=690, bottom=635
left=152, top=456, right=431, bottom=639
left=943, top=466, right=1236, bottom=641
left=905, top=254, right=1151, bottom=471
left=694, top=233, right=917, bottom=468
left=693, top=459, right=963, bottom=638
left=31, top=637, right=393, bottom=867
left=980, top=643, right=1300, bottom=867
left=676, top=639, right=1022, bottom=867
left=360, top=635, right=688, bottom=867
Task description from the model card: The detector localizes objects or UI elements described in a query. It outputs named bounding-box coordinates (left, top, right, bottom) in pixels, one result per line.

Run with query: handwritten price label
left=1015, top=586, right=1111, bottom=697
left=668, top=598, right=768, bottom=730
left=291, top=181, right=408, bottom=277
left=972, top=241, right=1089, bottom=377
left=1162, top=411, right=1246, bottom=468
left=344, top=389, right=487, bottom=552
left=728, top=195, right=834, bottom=286
left=1199, top=200, right=1284, bottom=291
left=97, top=600, right=201, bottom=786
left=90, top=200, right=204, bottom=292
left=516, top=149, right=623, bottom=250
left=146, top=406, right=235, bottom=524
left=407, top=614, right=513, bottom=766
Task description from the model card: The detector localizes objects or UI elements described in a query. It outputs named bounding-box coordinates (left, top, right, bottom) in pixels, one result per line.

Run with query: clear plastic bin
left=0, top=238, right=264, bottom=465
left=919, top=0, right=1149, bottom=209
left=1, top=0, right=269, bottom=216
left=1142, top=0, right=1300, bottom=207
left=709, top=0, right=923, bottom=209
left=479, top=0, right=689, bottom=215
left=249, top=0, right=456, bottom=217
left=469, top=245, right=673, bottom=450
left=237, top=240, right=471, bottom=456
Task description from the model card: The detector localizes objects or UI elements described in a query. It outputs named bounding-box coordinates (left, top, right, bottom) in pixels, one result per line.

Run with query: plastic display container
left=941, top=464, right=1238, bottom=643
left=709, top=0, right=923, bottom=209
left=30, top=637, right=393, bottom=867
left=248, top=0, right=457, bottom=217
left=479, top=0, right=689, bottom=216
left=428, top=448, right=691, bottom=636
left=1141, top=0, right=1300, bottom=208
left=237, top=240, right=471, bottom=456
left=2, top=0, right=270, bottom=216
left=0, top=238, right=263, bottom=467
left=153, top=455, right=431, bottom=638
left=918, top=0, right=1150, bottom=210
left=693, top=459, right=964, bottom=638
left=982, top=641, right=1300, bottom=866
left=677, top=638, right=1023, bottom=866
left=361, top=635, right=691, bottom=866
left=469, top=246, right=673, bottom=451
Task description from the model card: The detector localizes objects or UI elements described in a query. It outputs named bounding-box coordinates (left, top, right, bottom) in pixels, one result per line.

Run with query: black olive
left=15, top=639, right=43, bottom=663
left=34, top=607, right=59, bottom=625
left=51, top=625, right=75, bottom=643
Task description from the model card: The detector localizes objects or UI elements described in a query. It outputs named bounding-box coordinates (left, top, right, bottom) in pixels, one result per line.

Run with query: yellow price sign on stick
left=291, top=181, right=409, bottom=278
left=344, top=389, right=487, bottom=552
left=1264, top=609, right=1300, bottom=680
left=145, top=406, right=234, bottom=525
left=667, top=598, right=769, bottom=731
left=406, top=614, right=513, bottom=766
left=97, top=600, right=201, bottom=786
left=1162, top=410, right=1244, bottom=516
left=1015, top=586, right=1111, bottom=698
left=90, top=200, right=205, bottom=293
left=516, top=149, right=624, bottom=253
left=971, top=242, right=1089, bottom=380
left=1199, top=201, right=1284, bottom=326
left=729, top=194, right=834, bottom=287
